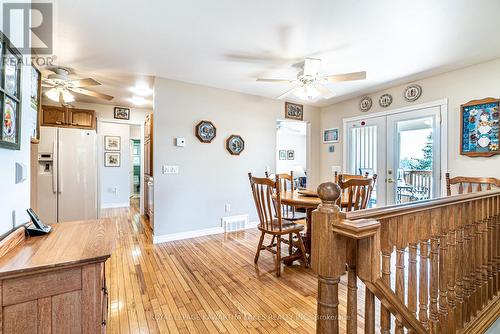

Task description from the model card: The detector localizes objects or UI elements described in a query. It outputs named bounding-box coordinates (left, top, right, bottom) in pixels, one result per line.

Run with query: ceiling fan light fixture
left=132, top=83, right=153, bottom=96
left=294, top=84, right=320, bottom=101
left=62, top=89, right=75, bottom=103
left=46, top=88, right=60, bottom=102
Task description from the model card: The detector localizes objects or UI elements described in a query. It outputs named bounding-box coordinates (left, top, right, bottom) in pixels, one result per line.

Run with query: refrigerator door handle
left=52, top=141, right=57, bottom=194
left=58, top=141, right=63, bottom=194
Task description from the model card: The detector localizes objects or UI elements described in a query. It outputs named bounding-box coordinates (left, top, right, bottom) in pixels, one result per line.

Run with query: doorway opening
left=344, top=101, right=447, bottom=206
left=130, top=139, right=141, bottom=198
left=276, top=120, right=307, bottom=188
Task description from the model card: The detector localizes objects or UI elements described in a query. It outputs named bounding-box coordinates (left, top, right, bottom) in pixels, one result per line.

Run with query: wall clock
left=403, top=84, right=422, bottom=102
left=226, top=135, right=245, bottom=155
left=379, top=94, right=393, bottom=108
left=195, top=120, right=216, bottom=143
left=359, top=96, right=372, bottom=112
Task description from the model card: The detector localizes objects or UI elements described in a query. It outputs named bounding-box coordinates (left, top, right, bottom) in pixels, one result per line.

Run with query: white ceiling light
left=294, top=84, right=320, bottom=101
left=132, top=83, right=153, bottom=96
left=45, top=88, right=61, bottom=102
left=131, top=95, right=146, bottom=106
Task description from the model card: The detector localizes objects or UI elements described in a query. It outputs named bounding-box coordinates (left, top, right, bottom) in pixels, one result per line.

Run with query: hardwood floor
left=104, top=199, right=375, bottom=333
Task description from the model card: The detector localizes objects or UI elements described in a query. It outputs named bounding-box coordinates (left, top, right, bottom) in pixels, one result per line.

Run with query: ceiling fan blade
left=41, top=83, right=54, bottom=88
left=69, top=78, right=101, bottom=87
left=303, top=58, right=321, bottom=76
left=325, top=71, right=367, bottom=83
left=277, top=87, right=297, bottom=100
left=69, top=87, right=114, bottom=101
left=315, top=84, right=335, bottom=99
left=256, top=78, right=295, bottom=83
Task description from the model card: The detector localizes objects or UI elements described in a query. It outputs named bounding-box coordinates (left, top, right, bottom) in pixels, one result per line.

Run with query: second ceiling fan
left=256, top=58, right=366, bottom=101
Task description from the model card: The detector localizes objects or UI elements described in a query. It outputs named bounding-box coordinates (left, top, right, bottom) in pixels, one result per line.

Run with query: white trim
left=101, top=202, right=130, bottom=209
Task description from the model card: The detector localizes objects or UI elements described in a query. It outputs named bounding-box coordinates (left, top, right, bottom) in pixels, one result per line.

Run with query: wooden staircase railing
left=311, top=182, right=500, bottom=333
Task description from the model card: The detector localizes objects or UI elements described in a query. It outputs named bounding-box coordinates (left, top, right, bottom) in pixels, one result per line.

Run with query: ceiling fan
left=42, top=67, right=114, bottom=104
left=256, top=58, right=366, bottom=101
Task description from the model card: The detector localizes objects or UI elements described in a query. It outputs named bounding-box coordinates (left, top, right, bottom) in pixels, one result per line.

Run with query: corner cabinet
left=42, top=105, right=96, bottom=130
left=144, top=114, right=154, bottom=228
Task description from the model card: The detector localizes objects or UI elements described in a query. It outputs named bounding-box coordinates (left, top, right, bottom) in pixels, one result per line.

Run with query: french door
left=345, top=105, right=443, bottom=206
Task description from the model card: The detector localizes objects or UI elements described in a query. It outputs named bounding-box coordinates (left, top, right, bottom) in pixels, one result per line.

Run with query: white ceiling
left=49, top=0, right=500, bottom=107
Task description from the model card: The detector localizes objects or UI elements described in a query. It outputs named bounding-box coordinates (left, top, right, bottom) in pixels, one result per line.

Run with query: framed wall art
left=287, top=150, right=295, bottom=160
left=279, top=150, right=286, bottom=160
left=460, top=98, right=499, bottom=157
left=323, top=128, right=339, bottom=143
left=114, top=107, right=130, bottom=120
left=104, top=152, right=121, bottom=167
left=195, top=120, right=216, bottom=143
left=104, top=136, right=121, bottom=151
left=30, top=63, right=42, bottom=142
left=226, top=135, right=244, bottom=155
left=285, top=102, right=303, bottom=121
left=0, top=32, right=22, bottom=150
left=359, top=96, right=372, bottom=112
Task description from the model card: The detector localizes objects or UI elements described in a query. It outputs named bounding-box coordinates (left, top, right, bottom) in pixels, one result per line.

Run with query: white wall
left=98, top=122, right=131, bottom=208
left=276, top=132, right=307, bottom=175
left=153, top=78, right=321, bottom=238
left=320, top=58, right=500, bottom=183
left=0, top=1, right=33, bottom=235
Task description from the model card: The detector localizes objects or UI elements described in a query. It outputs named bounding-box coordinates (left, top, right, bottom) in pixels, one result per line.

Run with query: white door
left=345, top=116, right=387, bottom=207
left=345, top=106, right=443, bottom=206
left=37, top=127, right=58, bottom=223
left=58, top=128, right=98, bottom=222
left=386, top=107, right=441, bottom=205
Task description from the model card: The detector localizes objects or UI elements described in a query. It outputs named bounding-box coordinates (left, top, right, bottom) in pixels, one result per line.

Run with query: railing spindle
left=364, top=287, right=375, bottom=334
left=380, top=220, right=393, bottom=334
left=429, top=208, right=440, bottom=332
left=446, top=205, right=457, bottom=333
left=408, top=214, right=418, bottom=325
left=463, top=201, right=473, bottom=322
left=418, top=212, right=430, bottom=330
left=395, top=217, right=407, bottom=333
left=438, top=208, right=449, bottom=333
left=346, top=240, right=357, bottom=334
left=455, top=204, right=465, bottom=329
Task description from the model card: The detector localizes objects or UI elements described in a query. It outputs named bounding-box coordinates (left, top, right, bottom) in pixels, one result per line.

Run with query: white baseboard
left=153, top=221, right=259, bottom=244
left=101, top=202, right=130, bottom=209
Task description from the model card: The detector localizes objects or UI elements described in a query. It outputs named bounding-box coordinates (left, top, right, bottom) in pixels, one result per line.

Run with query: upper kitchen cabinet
left=42, top=105, right=96, bottom=130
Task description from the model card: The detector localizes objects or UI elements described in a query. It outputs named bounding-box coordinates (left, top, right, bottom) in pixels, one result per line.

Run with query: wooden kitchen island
left=0, top=219, right=115, bottom=334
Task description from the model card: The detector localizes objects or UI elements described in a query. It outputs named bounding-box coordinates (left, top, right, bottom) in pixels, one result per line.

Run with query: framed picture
left=460, top=98, right=499, bottom=157
left=195, top=120, right=216, bottom=143
left=323, top=128, right=339, bottom=143
left=287, top=150, right=295, bottom=160
left=0, top=32, right=22, bottom=150
left=104, top=152, right=121, bottom=167
left=226, top=135, right=245, bottom=155
left=30, top=63, right=42, bottom=142
left=279, top=150, right=286, bottom=160
left=114, top=107, right=130, bottom=120
left=104, top=136, right=121, bottom=151
left=285, top=102, right=303, bottom=121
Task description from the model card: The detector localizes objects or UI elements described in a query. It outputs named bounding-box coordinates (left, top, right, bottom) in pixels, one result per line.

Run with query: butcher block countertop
left=0, top=219, right=115, bottom=278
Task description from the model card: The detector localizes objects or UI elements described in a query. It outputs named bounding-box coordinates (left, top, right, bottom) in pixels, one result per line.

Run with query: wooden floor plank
left=105, top=199, right=375, bottom=333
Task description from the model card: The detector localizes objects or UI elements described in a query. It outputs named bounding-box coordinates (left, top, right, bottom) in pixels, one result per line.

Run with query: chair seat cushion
left=258, top=219, right=305, bottom=233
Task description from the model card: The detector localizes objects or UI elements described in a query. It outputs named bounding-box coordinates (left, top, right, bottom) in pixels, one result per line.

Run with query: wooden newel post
left=311, top=182, right=346, bottom=334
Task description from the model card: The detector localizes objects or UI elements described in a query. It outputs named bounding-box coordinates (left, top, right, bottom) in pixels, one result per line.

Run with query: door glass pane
left=349, top=125, right=378, bottom=207
left=396, top=117, right=433, bottom=204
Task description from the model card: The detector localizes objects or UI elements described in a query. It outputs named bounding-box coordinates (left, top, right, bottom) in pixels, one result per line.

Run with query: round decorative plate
left=403, top=84, right=422, bottom=102
left=379, top=94, right=393, bottom=108
left=226, top=135, right=245, bottom=155
left=195, top=120, right=216, bottom=143
left=359, top=96, right=372, bottom=112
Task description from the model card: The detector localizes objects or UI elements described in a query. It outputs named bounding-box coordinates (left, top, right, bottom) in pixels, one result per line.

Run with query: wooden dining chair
left=265, top=171, right=307, bottom=222
left=337, top=174, right=377, bottom=211
left=334, top=171, right=369, bottom=183
left=248, top=173, right=309, bottom=277
left=445, top=173, right=500, bottom=196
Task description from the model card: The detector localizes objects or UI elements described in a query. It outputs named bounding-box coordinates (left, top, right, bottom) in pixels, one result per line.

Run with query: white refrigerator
left=37, top=126, right=98, bottom=223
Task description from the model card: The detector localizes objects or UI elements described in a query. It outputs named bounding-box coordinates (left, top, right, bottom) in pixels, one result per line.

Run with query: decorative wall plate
left=359, top=96, right=372, bottom=112
left=195, top=120, right=216, bottom=143
left=379, top=94, right=393, bottom=108
left=226, top=135, right=245, bottom=155
left=403, top=84, right=422, bottom=102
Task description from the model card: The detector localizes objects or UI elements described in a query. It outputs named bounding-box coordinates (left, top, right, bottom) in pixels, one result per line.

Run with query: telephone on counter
left=25, top=208, right=52, bottom=236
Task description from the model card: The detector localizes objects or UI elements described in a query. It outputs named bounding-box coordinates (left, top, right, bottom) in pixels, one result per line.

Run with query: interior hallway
left=103, top=199, right=375, bottom=333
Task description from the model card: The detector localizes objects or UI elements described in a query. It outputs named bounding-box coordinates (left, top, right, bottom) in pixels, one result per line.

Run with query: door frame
left=342, top=98, right=448, bottom=197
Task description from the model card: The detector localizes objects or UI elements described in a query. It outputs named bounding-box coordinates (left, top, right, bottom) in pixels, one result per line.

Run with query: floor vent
left=222, top=215, right=249, bottom=233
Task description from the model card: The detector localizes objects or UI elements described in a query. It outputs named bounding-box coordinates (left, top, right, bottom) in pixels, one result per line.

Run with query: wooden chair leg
left=289, top=233, right=293, bottom=256
left=276, top=236, right=282, bottom=277
left=268, top=235, right=275, bottom=247
left=254, top=231, right=265, bottom=264
left=296, top=233, right=309, bottom=268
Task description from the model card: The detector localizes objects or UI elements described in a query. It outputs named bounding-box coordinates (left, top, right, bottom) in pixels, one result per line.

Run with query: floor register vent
left=222, top=215, right=249, bottom=233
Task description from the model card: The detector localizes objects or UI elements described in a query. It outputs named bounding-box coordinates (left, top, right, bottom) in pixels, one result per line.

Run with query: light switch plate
left=162, top=165, right=179, bottom=174
left=175, top=138, right=185, bottom=147
left=331, top=165, right=342, bottom=173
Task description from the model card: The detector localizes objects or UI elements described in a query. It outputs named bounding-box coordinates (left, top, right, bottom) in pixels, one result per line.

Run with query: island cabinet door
left=0, top=263, right=106, bottom=334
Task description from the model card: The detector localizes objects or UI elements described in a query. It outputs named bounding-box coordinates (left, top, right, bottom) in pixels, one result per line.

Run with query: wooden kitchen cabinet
left=0, top=219, right=115, bottom=334
left=42, top=105, right=96, bottom=130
